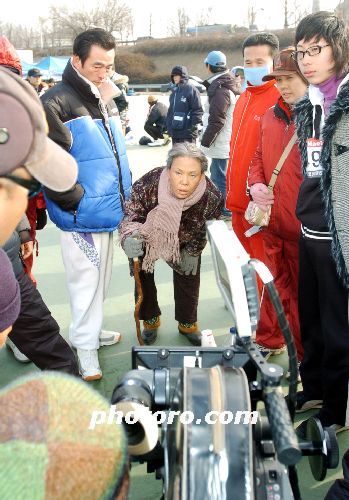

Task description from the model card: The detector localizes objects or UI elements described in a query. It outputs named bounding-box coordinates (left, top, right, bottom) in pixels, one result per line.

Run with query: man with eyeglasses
left=41, top=29, right=132, bottom=380
left=292, top=11, right=349, bottom=438
left=0, top=67, right=80, bottom=374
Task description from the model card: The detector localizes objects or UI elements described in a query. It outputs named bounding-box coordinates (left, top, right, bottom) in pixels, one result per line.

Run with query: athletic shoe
left=77, top=348, right=102, bottom=381
left=99, top=330, right=122, bottom=347
left=148, top=138, right=165, bottom=147
left=255, top=343, right=287, bottom=360
left=296, top=412, right=349, bottom=440
left=178, top=322, right=201, bottom=346
left=162, top=133, right=171, bottom=146
left=292, top=391, right=323, bottom=413
left=6, top=338, right=30, bottom=363
left=141, top=316, right=160, bottom=345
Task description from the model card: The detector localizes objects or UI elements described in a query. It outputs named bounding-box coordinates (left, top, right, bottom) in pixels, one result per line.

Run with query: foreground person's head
left=166, top=143, right=208, bottom=199
left=0, top=372, right=129, bottom=498
left=0, top=68, right=78, bottom=245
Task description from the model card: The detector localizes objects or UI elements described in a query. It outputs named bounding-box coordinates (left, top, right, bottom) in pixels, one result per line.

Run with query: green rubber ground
left=1, top=145, right=347, bottom=499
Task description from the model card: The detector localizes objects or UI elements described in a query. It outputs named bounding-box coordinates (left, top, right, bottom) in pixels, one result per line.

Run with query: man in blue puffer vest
left=166, top=65, right=203, bottom=144
left=41, top=28, right=132, bottom=381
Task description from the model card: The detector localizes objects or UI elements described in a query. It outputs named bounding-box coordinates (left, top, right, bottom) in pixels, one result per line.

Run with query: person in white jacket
left=201, top=51, right=237, bottom=218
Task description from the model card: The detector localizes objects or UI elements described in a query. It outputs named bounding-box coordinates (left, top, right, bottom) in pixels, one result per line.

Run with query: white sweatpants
left=60, top=231, right=113, bottom=350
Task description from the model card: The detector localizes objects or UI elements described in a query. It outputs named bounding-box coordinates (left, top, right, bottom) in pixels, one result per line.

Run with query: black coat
left=145, top=101, right=168, bottom=130
left=166, top=65, right=203, bottom=140
left=41, top=60, right=124, bottom=212
left=295, top=78, right=349, bottom=287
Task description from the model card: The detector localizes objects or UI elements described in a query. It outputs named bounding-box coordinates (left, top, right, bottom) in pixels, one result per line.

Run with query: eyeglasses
left=1, top=174, right=42, bottom=198
left=291, top=44, right=330, bottom=61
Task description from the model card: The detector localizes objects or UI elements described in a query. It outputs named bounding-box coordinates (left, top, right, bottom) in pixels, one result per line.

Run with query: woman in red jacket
left=248, top=48, right=308, bottom=360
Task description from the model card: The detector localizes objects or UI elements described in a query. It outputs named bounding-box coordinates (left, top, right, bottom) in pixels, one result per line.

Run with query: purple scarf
left=316, top=74, right=344, bottom=116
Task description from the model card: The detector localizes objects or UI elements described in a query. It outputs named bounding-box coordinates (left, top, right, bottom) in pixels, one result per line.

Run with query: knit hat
left=0, top=372, right=128, bottom=499
left=0, top=248, right=20, bottom=333
left=148, top=95, right=158, bottom=104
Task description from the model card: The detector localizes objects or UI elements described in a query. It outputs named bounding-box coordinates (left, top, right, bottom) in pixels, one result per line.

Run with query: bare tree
left=177, top=7, right=190, bottom=36
left=284, top=0, right=289, bottom=29
left=283, top=0, right=310, bottom=28
left=247, top=0, right=258, bottom=28
left=45, top=0, right=133, bottom=47
left=197, top=7, right=213, bottom=27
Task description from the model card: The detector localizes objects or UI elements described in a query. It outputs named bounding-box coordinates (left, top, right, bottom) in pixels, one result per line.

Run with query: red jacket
left=0, top=36, right=22, bottom=74
left=248, top=97, right=303, bottom=241
left=226, top=81, right=280, bottom=213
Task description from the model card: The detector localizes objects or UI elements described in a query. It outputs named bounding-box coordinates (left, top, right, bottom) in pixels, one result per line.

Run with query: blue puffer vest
left=42, top=60, right=132, bottom=233
left=45, top=116, right=131, bottom=232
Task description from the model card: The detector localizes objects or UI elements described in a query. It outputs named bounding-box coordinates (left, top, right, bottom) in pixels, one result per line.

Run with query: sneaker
left=148, top=138, right=165, bottom=147
left=178, top=322, right=201, bottom=346
left=162, top=133, right=171, bottom=146
left=296, top=412, right=349, bottom=440
left=293, top=391, right=323, bottom=413
left=141, top=316, right=160, bottom=345
left=77, top=348, right=102, bottom=381
left=286, top=361, right=301, bottom=382
left=6, top=338, right=30, bottom=363
left=99, top=330, right=121, bottom=347
left=255, top=343, right=287, bottom=360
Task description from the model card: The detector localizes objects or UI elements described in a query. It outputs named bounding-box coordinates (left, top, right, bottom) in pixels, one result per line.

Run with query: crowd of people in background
left=2, top=8, right=349, bottom=497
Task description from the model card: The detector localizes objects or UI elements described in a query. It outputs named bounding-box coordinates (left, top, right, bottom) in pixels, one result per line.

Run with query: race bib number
left=306, top=138, right=323, bottom=178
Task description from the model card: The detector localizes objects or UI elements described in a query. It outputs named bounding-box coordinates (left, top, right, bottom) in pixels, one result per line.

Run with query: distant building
left=186, top=24, right=232, bottom=36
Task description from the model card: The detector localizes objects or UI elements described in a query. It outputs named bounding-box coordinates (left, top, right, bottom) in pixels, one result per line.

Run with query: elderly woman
left=119, top=143, right=223, bottom=345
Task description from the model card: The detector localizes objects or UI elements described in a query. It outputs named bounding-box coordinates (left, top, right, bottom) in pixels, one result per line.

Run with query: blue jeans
left=210, top=158, right=231, bottom=217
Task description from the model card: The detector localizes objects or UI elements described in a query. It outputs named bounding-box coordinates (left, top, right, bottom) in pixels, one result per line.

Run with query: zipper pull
left=73, top=210, right=77, bottom=223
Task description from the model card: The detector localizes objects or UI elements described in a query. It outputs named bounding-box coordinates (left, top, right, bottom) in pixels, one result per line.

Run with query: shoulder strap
left=267, top=132, right=298, bottom=192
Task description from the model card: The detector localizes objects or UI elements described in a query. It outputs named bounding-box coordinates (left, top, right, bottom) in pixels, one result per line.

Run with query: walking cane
left=133, top=257, right=145, bottom=346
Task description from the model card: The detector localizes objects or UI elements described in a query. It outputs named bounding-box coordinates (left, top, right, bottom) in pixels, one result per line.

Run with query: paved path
left=0, top=143, right=347, bottom=499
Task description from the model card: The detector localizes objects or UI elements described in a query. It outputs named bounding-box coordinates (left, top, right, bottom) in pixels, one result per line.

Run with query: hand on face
left=21, top=241, right=34, bottom=260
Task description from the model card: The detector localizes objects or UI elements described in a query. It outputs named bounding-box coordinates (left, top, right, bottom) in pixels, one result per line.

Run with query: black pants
left=144, top=123, right=164, bottom=140
left=298, top=235, right=349, bottom=425
left=136, top=259, right=201, bottom=324
left=8, top=272, right=79, bottom=375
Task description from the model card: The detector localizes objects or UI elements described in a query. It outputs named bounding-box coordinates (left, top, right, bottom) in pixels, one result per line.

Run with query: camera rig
left=112, top=221, right=339, bottom=499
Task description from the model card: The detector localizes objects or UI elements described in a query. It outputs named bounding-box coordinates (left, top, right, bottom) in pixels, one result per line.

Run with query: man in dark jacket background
left=144, top=95, right=170, bottom=147
left=201, top=51, right=236, bottom=218
left=166, top=65, right=203, bottom=144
